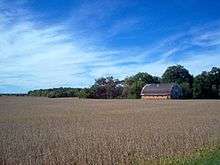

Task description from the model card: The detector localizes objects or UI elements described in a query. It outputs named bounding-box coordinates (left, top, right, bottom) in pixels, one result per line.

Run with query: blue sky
left=1, top=0, right=220, bottom=93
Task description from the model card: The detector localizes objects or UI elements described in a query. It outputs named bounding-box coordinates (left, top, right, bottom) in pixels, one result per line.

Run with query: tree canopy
left=162, top=65, right=193, bottom=84
left=28, top=66, right=220, bottom=99
left=123, top=72, right=160, bottom=99
left=193, top=67, right=220, bottom=99
left=90, top=76, right=123, bottom=99
left=162, top=65, right=193, bottom=98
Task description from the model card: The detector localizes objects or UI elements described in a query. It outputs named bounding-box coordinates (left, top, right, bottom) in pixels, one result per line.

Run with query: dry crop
left=0, top=97, right=220, bottom=164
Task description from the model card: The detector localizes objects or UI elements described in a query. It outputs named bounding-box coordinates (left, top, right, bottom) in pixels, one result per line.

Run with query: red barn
left=141, top=83, right=182, bottom=99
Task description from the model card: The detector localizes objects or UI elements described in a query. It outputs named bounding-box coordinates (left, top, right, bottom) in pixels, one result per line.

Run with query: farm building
left=141, top=83, right=182, bottom=99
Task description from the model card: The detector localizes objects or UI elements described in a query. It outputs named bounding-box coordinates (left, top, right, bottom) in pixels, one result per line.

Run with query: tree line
left=28, top=65, right=220, bottom=99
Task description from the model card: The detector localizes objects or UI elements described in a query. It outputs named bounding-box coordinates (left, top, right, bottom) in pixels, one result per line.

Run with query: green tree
left=76, top=88, right=91, bottom=98
left=193, top=71, right=212, bottom=98
left=123, top=72, right=159, bottom=99
left=193, top=67, right=220, bottom=99
left=162, top=65, right=193, bottom=98
left=90, top=76, right=123, bottom=99
left=209, top=67, right=220, bottom=98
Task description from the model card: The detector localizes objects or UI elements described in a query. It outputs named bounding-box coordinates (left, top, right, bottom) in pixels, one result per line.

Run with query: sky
left=0, top=0, right=220, bottom=93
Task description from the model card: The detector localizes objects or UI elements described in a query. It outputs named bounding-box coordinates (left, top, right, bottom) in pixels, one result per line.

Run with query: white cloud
left=0, top=1, right=220, bottom=93
left=0, top=2, right=101, bottom=91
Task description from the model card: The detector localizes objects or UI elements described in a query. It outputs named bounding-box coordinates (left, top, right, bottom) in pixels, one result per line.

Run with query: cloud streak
left=0, top=1, right=220, bottom=93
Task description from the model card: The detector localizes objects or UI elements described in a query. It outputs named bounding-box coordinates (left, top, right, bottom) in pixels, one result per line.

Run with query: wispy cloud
left=0, top=1, right=220, bottom=93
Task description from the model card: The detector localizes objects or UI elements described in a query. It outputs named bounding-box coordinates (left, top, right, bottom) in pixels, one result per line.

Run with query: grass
left=127, top=145, right=220, bottom=164
left=157, top=145, right=220, bottom=165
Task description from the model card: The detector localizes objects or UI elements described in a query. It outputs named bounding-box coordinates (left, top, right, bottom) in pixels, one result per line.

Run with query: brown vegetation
left=0, top=97, right=220, bottom=164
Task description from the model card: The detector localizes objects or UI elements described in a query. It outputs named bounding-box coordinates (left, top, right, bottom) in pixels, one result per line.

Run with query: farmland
left=0, top=97, right=220, bottom=164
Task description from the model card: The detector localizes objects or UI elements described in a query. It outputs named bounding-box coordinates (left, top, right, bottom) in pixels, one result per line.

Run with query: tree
left=193, top=67, right=220, bottom=99
left=193, top=72, right=212, bottom=98
left=28, top=87, right=83, bottom=98
left=76, top=88, right=91, bottom=98
left=90, top=76, right=123, bottom=99
left=27, top=66, right=219, bottom=99
left=162, top=65, right=193, bottom=98
left=209, top=67, right=220, bottom=98
left=123, top=72, right=159, bottom=99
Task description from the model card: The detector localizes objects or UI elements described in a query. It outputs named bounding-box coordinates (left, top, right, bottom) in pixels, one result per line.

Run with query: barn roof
left=141, top=83, right=175, bottom=96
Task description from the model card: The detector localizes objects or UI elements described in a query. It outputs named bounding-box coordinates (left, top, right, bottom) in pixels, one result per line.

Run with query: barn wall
left=141, top=95, right=170, bottom=100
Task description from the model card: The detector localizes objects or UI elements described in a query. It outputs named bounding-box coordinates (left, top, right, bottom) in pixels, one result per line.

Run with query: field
left=0, top=97, right=220, bottom=164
